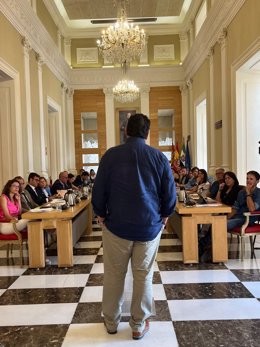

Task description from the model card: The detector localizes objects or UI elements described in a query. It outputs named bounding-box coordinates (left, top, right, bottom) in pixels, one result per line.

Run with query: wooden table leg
left=56, top=219, right=73, bottom=267
left=182, top=216, right=199, bottom=263
left=28, top=221, right=45, bottom=268
left=211, top=215, right=228, bottom=262
left=86, top=203, right=93, bottom=235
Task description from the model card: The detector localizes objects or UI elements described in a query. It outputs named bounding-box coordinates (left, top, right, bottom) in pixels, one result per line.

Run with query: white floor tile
left=62, top=322, right=178, bottom=347
left=0, top=266, right=27, bottom=276
left=80, top=286, right=103, bottom=302
left=152, top=284, right=166, bottom=300
left=0, top=289, right=6, bottom=296
left=153, top=261, right=159, bottom=271
left=73, top=255, right=97, bottom=264
left=98, top=248, right=103, bottom=255
left=168, top=298, right=260, bottom=321
left=75, top=241, right=102, bottom=249
left=0, top=303, right=77, bottom=326
left=160, top=269, right=239, bottom=284
left=225, top=259, right=260, bottom=269
left=90, top=263, right=104, bottom=274
left=242, top=281, right=260, bottom=298
left=9, top=274, right=89, bottom=289
left=156, top=252, right=183, bottom=261
left=90, top=231, right=102, bottom=236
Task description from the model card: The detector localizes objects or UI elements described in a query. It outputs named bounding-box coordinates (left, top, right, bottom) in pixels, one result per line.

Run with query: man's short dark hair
left=126, top=113, right=150, bottom=139
left=28, top=172, right=40, bottom=181
left=247, top=170, right=260, bottom=181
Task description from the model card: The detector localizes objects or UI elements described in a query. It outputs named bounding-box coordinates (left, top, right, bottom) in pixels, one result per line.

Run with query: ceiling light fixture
left=113, top=79, right=140, bottom=103
left=96, top=0, right=146, bottom=65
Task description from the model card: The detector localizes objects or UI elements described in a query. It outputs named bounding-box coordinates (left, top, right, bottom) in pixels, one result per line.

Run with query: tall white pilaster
left=180, top=84, right=189, bottom=140
left=36, top=53, right=48, bottom=178
left=208, top=47, right=216, bottom=172
left=103, top=88, right=115, bottom=149
left=189, top=23, right=194, bottom=48
left=66, top=88, right=77, bottom=174
left=61, top=83, right=67, bottom=170
left=64, top=38, right=71, bottom=66
left=179, top=32, right=189, bottom=62
left=187, top=78, right=194, bottom=165
left=32, top=0, right=37, bottom=13
left=140, top=85, right=150, bottom=145
left=22, top=37, right=34, bottom=173
left=57, top=30, right=62, bottom=53
left=218, top=29, right=229, bottom=170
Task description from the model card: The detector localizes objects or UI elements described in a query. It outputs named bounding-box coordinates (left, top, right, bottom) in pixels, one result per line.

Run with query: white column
left=208, top=47, right=216, bottom=172
left=140, top=85, right=150, bottom=144
left=36, top=53, right=48, bottom=178
left=103, top=88, right=115, bottom=149
left=179, top=32, right=189, bottom=62
left=61, top=83, right=67, bottom=170
left=139, top=35, right=149, bottom=65
left=66, top=88, right=77, bottom=174
left=180, top=84, right=189, bottom=140
left=187, top=78, right=194, bottom=165
left=189, top=23, right=194, bottom=48
left=57, top=30, right=62, bottom=53
left=64, top=38, right=71, bottom=66
left=218, top=29, right=229, bottom=170
left=32, top=0, right=37, bottom=13
left=22, top=37, right=34, bottom=173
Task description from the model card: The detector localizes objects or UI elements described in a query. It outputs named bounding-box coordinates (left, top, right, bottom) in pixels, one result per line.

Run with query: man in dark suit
left=25, top=172, right=47, bottom=206
left=51, top=171, right=69, bottom=195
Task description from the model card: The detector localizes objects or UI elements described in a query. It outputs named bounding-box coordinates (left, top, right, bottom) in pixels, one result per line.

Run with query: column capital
left=207, top=47, right=214, bottom=59
left=22, top=37, right=31, bottom=54
left=103, top=87, right=114, bottom=98
left=179, top=32, right=188, bottom=41
left=140, top=85, right=150, bottom=95
left=66, top=88, right=74, bottom=98
left=186, top=78, right=193, bottom=90
left=179, top=84, right=188, bottom=94
left=36, top=53, right=44, bottom=66
left=64, top=38, right=71, bottom=46
left=218, top=28, right=227, bottom=46
left=61, top=82, right=68, bottom=93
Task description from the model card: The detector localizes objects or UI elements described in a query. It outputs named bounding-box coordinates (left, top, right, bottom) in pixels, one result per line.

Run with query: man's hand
left=97, top=216, right=105, bottom=225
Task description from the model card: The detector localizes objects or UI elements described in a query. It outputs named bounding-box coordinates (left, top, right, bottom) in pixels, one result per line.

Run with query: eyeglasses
left=33, top=178, right=40, bottom=182
left=11, top=184, right=20, bottom=188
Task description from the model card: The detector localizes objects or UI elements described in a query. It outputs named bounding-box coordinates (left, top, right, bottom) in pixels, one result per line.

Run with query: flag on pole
left=180, top=141, right=186, bottom=167
left=185, top=136, right=191, bottom=170
left=171, top=141, right=180, bottom=173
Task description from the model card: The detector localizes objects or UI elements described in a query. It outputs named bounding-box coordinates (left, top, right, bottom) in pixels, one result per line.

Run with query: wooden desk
left=167, top=202, right=231, bottom=263
left=22, top=198, right=92, bottom=268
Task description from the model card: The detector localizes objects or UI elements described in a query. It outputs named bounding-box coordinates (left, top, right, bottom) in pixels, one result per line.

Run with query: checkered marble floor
left=0, top=220, right=260, bottom=347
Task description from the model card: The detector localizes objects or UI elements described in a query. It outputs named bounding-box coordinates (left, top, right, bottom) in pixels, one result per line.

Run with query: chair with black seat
left=0, top=221, right=28, bottom=267
left=228, top=211, right=260, bottom=259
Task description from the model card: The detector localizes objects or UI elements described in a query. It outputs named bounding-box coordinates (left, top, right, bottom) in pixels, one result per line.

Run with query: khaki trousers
left=102, top=225, right=162, bottom=333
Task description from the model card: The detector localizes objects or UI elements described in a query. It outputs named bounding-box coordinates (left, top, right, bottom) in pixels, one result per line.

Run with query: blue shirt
left=92, top=137, right=176, bottom=241
left=232, top=187, right=260, bottom=221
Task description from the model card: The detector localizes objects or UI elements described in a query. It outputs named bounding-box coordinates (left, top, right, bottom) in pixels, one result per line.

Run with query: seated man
left=208, top=167, right=225, bottom=199
left=184, top=166, right=199, bottom=190
left=176, top=167, right=189, bottom=188
left=74, top=171, right=90, bottom=187
left=50, top=171, right=69, bottom=195
left=14, top=176, right=38, bottom=212
left=25, top=172, right=47, bottom=206
left=227, top=170, right=260, bottom=230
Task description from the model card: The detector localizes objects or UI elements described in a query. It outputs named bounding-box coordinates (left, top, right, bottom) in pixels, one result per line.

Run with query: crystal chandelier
left=113, top=79, right=140, bottom=103
left=96, top=0, right=146, bottom=64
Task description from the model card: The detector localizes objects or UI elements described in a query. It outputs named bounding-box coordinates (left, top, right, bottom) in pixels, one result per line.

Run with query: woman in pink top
left=0, top=179, right=28, bottom=234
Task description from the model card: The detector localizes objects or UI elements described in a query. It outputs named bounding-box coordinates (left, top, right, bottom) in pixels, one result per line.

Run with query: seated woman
left=215, top=171, right=240, bottom=206
left=89, top=169, right=96, bottom=183
left=187, top=169, right=211, bottom=196
left=0, top=179, right=28, bottom=234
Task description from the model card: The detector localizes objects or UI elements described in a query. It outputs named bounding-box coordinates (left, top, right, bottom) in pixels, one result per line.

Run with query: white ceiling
left=43, top=0, right=201, bottom=37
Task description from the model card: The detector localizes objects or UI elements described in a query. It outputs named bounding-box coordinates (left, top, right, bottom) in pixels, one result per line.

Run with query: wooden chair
left=229, top=211, right=260, bottom=259
left=0, top=221, right=28, bottom=267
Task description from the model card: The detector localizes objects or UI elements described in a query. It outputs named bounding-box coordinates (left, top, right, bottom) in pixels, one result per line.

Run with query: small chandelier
left=113, top=79, right=140, bottom=103
left=96, top=0, right=145, bottom=64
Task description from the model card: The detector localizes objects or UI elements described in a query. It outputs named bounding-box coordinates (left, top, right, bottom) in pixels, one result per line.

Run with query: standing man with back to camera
left=92, top=113, right=176, bottom=340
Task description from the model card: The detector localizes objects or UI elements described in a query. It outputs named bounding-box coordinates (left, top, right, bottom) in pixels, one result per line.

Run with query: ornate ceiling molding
left=183, top=0, right=246, bottom=80
left=0, top=0, right=71, bottom=85
left=70, top=66, right=184, bottom=90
